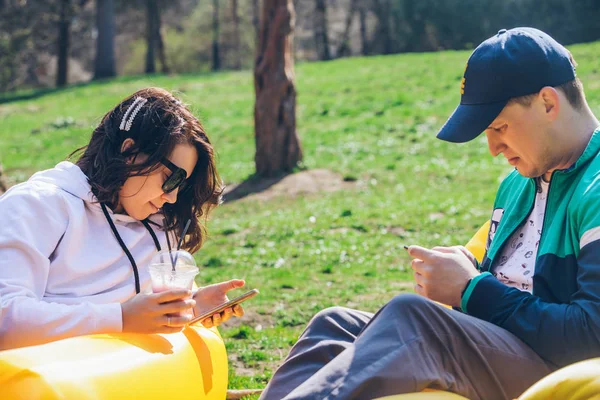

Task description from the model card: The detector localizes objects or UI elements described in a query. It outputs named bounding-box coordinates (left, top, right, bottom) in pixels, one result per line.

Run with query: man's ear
left=539, top=86, right=560, bottom=120
left=120, top=138, right=136, bottom=162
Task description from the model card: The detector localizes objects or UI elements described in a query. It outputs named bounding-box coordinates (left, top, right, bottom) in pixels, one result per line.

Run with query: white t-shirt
left=492, top=178, right=549, bottom=293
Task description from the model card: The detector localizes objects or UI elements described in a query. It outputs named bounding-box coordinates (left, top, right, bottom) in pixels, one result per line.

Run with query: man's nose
left=485, top=132, right=503, bottom=157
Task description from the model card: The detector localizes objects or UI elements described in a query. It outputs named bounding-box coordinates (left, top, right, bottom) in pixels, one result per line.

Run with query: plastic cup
left=149, top=250, right=198, bottom=316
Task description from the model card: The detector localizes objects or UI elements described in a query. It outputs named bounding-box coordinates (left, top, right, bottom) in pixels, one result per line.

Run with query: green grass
left=1, top=42, right=600, bottom=393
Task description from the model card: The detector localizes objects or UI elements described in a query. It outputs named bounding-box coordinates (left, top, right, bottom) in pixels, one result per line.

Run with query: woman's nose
left=162, top=189, right=178, bottom=204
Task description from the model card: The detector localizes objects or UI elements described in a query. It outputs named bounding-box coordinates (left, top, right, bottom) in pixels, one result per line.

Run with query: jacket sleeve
left=0, top=184, right=122, bottom=350
left=461, top=187, right=600, bottom=368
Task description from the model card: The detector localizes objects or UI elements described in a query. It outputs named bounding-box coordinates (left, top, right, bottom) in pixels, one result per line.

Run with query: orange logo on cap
left=460, top=63, right=467, bottom=95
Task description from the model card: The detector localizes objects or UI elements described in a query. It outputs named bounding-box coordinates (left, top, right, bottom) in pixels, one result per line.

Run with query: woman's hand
left=121, top=289, right=196, bottom=334
left=193, top=279, right=245, bottom=328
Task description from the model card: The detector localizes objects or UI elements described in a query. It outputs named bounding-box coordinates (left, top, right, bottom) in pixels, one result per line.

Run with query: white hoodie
left=0, top=162, right=171, bottom=350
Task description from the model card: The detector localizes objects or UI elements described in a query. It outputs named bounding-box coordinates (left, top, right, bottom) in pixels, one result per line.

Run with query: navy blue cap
left=437, top=27, right=576, bottom=143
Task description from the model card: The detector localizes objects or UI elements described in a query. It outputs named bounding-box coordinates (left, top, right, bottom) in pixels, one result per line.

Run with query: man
left=259, top=27, right=600, bottom=400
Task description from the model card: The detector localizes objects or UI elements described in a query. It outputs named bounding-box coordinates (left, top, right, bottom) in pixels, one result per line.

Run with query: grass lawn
left=1, top=41, right=599, bottom=397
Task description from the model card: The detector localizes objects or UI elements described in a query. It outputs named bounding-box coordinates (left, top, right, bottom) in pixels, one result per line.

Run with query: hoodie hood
left=28, top=161, right=94, bottom=203
left=27, top=161, right=140, bottom=223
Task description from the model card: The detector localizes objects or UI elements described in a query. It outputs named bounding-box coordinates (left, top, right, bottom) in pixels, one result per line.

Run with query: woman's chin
left=124, top=204, right=159, bottom=220
left=124, top=208, right=150, bottom=221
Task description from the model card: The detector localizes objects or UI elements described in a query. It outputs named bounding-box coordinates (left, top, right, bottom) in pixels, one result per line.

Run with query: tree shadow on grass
left=222, top=168, right=356, bottom=204
left=0, top=77, right=139, bottom=104
left=0, top=70, right=238, bottom=105
left=222, top=172, right=290, bottom=203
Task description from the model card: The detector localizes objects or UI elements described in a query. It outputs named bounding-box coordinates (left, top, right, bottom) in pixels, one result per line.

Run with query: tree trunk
left=335, top=0, right=356, bottom=58
left=0, top=163, right=7, bottom=195
left=56, top=0, right=71, bottom=87
left=251, top=0, right=260, bottom=45
left=155, top=0, right=169, bottom=73
left=212, top=0, right=221, bottom=71
left=231, top=0, right=241, bottom=69
left=24, top=47, right=40, bottom=87
left=373, top=0, right=393, bottom=54
left=254, top=0, right=302, bottom=177
left=359, top=3, right=367, bottom=55
left=145, top=0, right=157, bottom=73
left=403, top=0, right=426, bottom=52
left=314, top=0, right=330, bottom=60
left=94, top=0, right=116, bottom=79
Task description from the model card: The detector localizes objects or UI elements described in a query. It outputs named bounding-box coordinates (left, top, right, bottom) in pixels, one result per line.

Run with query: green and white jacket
left=461, top=127, right=600, bottom=368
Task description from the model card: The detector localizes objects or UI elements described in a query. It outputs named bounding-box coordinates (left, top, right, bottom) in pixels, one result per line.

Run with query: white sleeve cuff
left=92, top=302, right=123, bottom=333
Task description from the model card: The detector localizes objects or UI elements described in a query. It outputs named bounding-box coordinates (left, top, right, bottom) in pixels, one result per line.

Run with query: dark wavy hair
left=71, top=87, right=223, bottom=254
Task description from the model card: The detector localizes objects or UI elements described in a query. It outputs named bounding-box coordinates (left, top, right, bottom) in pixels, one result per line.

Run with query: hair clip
left=119, top=97, right=148, bottom=131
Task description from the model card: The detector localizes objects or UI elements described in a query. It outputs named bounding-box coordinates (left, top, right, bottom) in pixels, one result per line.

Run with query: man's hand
left=121, top=289, right=196, bottom=334
left=406, top=245, right=480, bottom=307
left=193, top=279, right=245, bottom=328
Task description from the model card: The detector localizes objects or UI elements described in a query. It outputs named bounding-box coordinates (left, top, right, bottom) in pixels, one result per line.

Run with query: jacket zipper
left=533, top=172, right=555, bottom=295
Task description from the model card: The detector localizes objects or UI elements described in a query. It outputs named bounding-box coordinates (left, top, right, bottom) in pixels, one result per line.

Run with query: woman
left=0, top=87, right=243, bottom=350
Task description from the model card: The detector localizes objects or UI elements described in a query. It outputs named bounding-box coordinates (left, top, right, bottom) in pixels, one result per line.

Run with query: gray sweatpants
left=259, top=294, right=555, bottom=400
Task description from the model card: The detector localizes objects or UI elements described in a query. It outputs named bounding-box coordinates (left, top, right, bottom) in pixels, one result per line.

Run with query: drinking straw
left=173, top=219, right=192, bottom=266
left=163, top=218, right=176, bottom=271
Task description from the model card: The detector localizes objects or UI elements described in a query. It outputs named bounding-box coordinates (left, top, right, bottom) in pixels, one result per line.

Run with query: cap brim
left=436, top=101, right=507, bottom=143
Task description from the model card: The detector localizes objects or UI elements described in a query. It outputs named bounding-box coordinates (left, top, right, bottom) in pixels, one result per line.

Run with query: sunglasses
left=160, top=157, right=189, bottom=194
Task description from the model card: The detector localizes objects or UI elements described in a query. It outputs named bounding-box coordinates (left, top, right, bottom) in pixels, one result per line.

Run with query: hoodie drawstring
left=100, top=203, right=161, bottom=294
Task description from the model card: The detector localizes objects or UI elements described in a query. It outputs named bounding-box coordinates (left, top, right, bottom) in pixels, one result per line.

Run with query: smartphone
left=188, top=288, right=259, bottom=325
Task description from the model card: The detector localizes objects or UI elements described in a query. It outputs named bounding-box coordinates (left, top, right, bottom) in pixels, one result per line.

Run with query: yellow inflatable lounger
left=0, top=325, right=227, bottom=400
left=375, top=358, right=600, bottom=400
